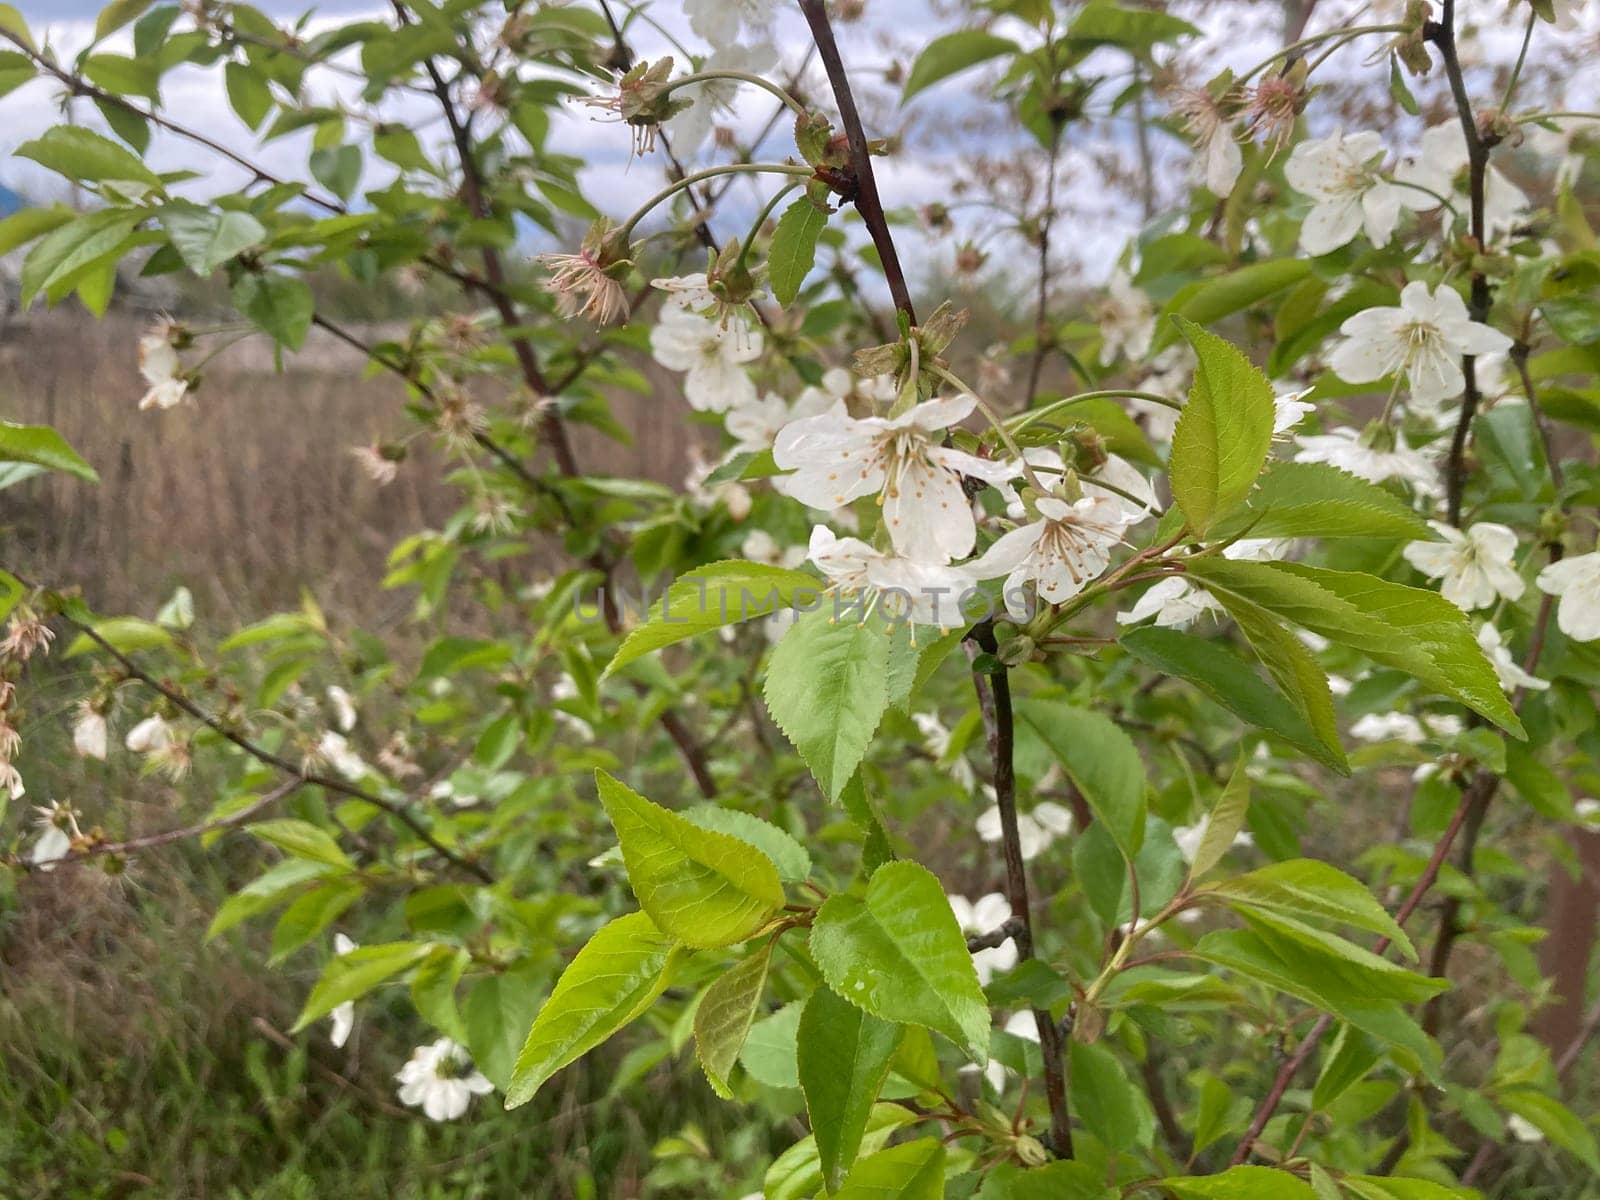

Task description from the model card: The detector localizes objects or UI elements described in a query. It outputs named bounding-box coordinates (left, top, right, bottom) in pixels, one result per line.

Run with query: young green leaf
left=247, top=819, right=352, bottom=870
left=14, top=125, right=162, bottom=187
left=762, top=1104, right=920, bottom=1200
left=1119, top=625, right=1348, bottom=773
left=764, top=607, right=892, bottom=802
left=291, top=941, right=436, bottom=1030
left=1207, top=461, right=1436, bottom=542
left=808, top=860, right=989, bottom=1060
left=1070, top=1040, right=1156, bottom=1154
left=158, top=202, right=267, bottom=275
left=1206, top=859, right=1417, bottom=961
left=798, top=985, right=905, bottom=1190
left=1166, top=318, right=1276, bottom=536
left=1188, top=755, right=1251, bottom=882
left=1162, top=1166, right=1317, bottom=1199
left=1014, top=699, right=1146, bottom=857
left=680, top=804, right=812, bottom=883
left=234, top=271, right=314, bottom=350
left=834, top=1138, right=945, bottom=1199
left=603, top=560, right=821, bottom=679
left=769, top=197, right=827, bottom=306
left=0, top=421, right=100, bottom=483
left=597, top=770, right=785, bottom=948
left=1184, top=558, right=1524, bottom=736
left=505, top=910, right=683, bottom=1109
left=694, top=942, right=773, bottom=1098
left=901, top=31, right=1018, bottom=103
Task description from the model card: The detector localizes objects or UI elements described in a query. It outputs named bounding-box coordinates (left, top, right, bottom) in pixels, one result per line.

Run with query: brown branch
left=18, top=577, right=496, bottom=884
left=967, top=624, right=1072, bottom=1157
left=797, top=0, right=917, bottom=324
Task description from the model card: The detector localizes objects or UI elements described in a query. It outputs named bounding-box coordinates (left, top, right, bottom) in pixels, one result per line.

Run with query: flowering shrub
left=3, top=0, right=1599, bottom=1196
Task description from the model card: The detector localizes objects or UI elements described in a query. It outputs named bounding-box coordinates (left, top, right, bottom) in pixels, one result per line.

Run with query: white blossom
left=1575, top=798, right=1600, bottom=825
left=1273, top=388, right=1316, bottom=436
left=1097, top=270, right=1155, bottom=365
left=1402, top=522, right=1524, bottom=611
left=807, top=526, right=977, bottom=627
left=125, top=714, right=173, bottom=755
left=1395, top=123, right=1529, bottom=240
left=1173, top=88, right=1242, bottom=197
left=72, top=704, right=108, bottom=760
left=395, top=1038, right=494, bottom=1121
left=1506, top=1114, right=1545, bottom=1144
left=326, top=685, right=358, bottom=733
left=1293, top=425, right=1440, bottom=495
left=663, top=43, right=778, bottom=151
left=1350, top=711, right=1462, bottom=744
left=775, top=395, right=1014, bottom=563
left=1284, top=130, right=1404, bottom=255
left=947, top=892, right=1018, bottom=984
left=970, top=494, right=1140, bottom=620
left=649, top=307, right=761, bottom=412
left=912, top=711, right=975, bottom=790
left=1115, top=539, right=1285, bottom=629
left=316, top=731, right=370, bottom=781
left=330, top=933, right=357, bottom=1049
left=138, top=328, right=188, bottom=411
left=1328, top=282, right=1512, bottom=410
left=1535, top=551, right=1600, bottom=641
left=28, top=822, right=71, bottom=871
left=1477, top=623, right=1548, bottom=693
left=684, top=0, right=776, bottom=46
left=975, top=795, right=1072, bottom=861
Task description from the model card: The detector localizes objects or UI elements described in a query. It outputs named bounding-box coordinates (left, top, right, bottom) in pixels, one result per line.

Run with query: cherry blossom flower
left=1116, top=539, right=1286, bottom=629
left=684, top=0, right=775, bottom=46
left=1402, top=522, right=1524, bottom=611
left=125, top=714, right=173, bottom=755
left=970, top=494, right=1141, bottom=620
left=330, top=933, right=357, bottom=1049
left=1293, top=424, right=1440, bottom=495
left=650, top=308, right=761, bottom=412
left=684, top=447, right=753, bottom=520
left=1172, top=87, right=1242, bottom=197
left=912, top=711, right=976, bottom=789
left=1273, top=388, right=1316, bottom=436
left=1395, top=123, right=1529, bottom=239
left=326, top=686, right=358, bottom=733
left=316, top=730, right=370, bottom=781
left=1328, top=282, right=1512, bottom=410
left=395, top=1038, right=494, bottom=1121
left=349, top=443, right=399, bottom=486
left=947, top=892, right=1018, bottom=984
left=72, top=702, right=108, bottom=760
left=1535, top=551, right=1600, bottom=641
left=1003, top=449, right=1158, bottom=525
left=1284, top=130, right=1403, bottom=255
left=663, top=42, right=778, bottom=151
left=138, top=328, right=189, bottom=411
left=1350, top=711, right=1462, bottom=744
left=775, top=396, right=1014, bottom=563
left=794, top=366, right=897, bottom=415
left=725, top=388, right=834, bottom=456
left=1097, top=269, right=1155, bottom=365
left=27, top=821, right=71, bottom=871
left=534, top=248, right=629, bottom=324
left=807, top=526, right=977, bottom=627
left=975, top=794, right=1073, bottom=860
left=1172, top=815, right=1254, bottom=864
left=551, top=673, right=597, bottom=741
left=1575, top=798, right=1600, bottom=826
left=1506, top=1114, right=1545, bottom=1144
left=1477, top=623, right=1548, bottom=693
left=1129, top=346, right=1195, bottom=443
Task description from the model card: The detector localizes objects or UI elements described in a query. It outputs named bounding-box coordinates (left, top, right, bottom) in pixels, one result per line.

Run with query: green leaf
left=309, top=143, right=361, bottom=201
left=206, top=859, right=333, bottom=941
left=1167, top=318, right=1275, bottom=535
left=1312, top=1026, right=1382, bottom=1110
left=247, top=819, right=352, bottom=870
left=681, top=805, right=811, bottom=883
left=769, top=197, right=827, bottom=306
left=233, top=271, right=314, bottom=350
left=597, top=770, right=785, bottom=948
left=834, top=1138, right=945, bottom=1199
left=1162, top=1166, right=1317, bottom=1199
left=1069, top=1040, right=1154, bottom=1153
left=1206, top=859, right=1417, bottom=960
left=764, top=608, right=891, bottom=802
left=694, top=942, right=772, bottom=1098
left=1209, top=462, right=1435, bottom=542
left=0, top=49, right=35, bottom=99
left=224, top=60, right=273, bottom=130
left=1066, top=1, right=1199, bottom=53
left=1013, top=699, right=1145, bottom=856
left=1499, top=1089, right=1600, bottom=1171
left=809, top=860, right=989, bottom=1060
left=0, top=205, right=72, bottom=256
left=63, top=615, right=174, bottom=658
left=0, top=4, right=34, bottom=49
left=291, top=941, right=435, bottom=1030
left=975, top=1161, right=1114, bottom=1199
left=763, top=1104, right=919, bottom=1200
left=505, top=911, right=683, bottom=1109
left=21, top=208, right=143, bottom=305
left=1118, top=626, right=1347, bottom=773
left=604, top=560, right=821, bottom=679
left=0, top=421, right=99, bottom=483
left=81, top=53, right=159, bottom=101
left=412, top=945, right=470, bottom=1041
left=1154, top=259, right=1314, bottom=351
left=462, top=964, right=548, bottom=1092
left=1183, top=558, right=1524, bottom=737
left=15, top=125, right=161, bottom=187
left=1189, top=754, right=1251, bottom=881
left=268, top=881, right=362, bottom=964
left=159, top=202, right=266, bottom=274
left=901, top=31, right=1018, bottom=103
left=95, top=0, right=155, bottom=39
left=741, top=1000, right=804, bottom=1089
left=798, top=986, right=905, bottom=1190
